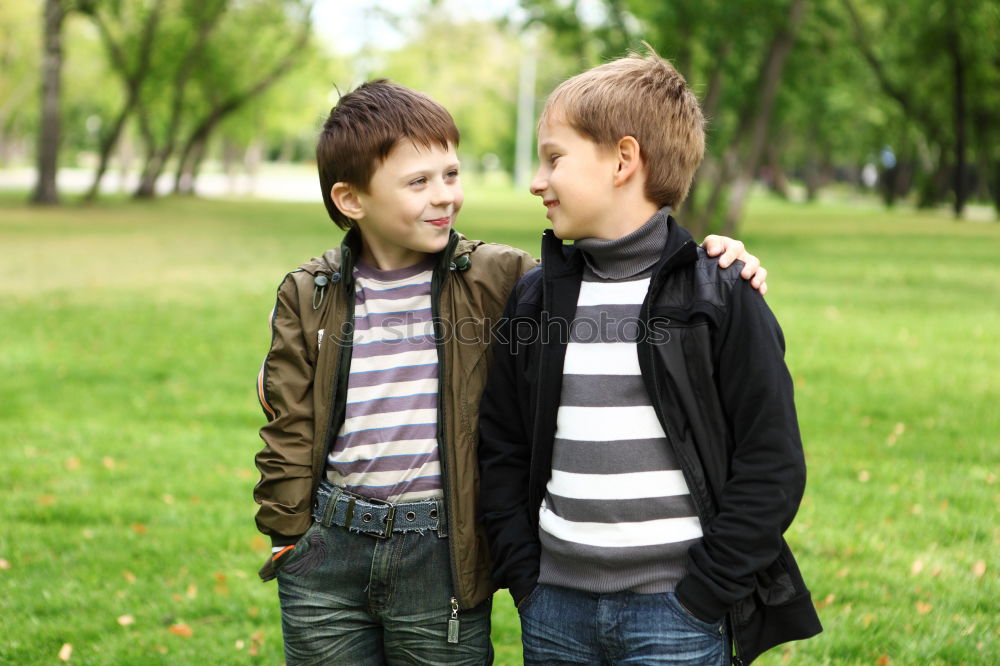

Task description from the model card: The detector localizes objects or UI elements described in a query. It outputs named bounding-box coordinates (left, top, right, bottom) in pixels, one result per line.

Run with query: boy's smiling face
left=531, top=112, right=619, bottom=240
left=344, top=140, right=463, bottom=270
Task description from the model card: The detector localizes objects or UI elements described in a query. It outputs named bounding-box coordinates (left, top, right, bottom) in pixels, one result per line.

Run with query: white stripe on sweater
left=563, top=342, right=641, bottom=375
left=555, top=405, right=665, bottom=441
left=546, top=469, right=692, bottom=500
left=539, top=501, right=703, bottom=547
left=576, top=278, right=650, bottom=306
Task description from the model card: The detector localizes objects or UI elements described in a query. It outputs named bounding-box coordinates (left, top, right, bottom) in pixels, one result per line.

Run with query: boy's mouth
left=425, top=216, right=451, bottom=228
left=543, top=200, right=559, bottom=217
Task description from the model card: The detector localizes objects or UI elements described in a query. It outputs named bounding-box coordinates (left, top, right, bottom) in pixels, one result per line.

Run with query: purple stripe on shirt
left=353, top=258, right=434, bottom=281
left=346, top=393, right=438, bottom=419
left=329, top=449, right=440, bottom=476
left=351, top=334, right=437, bottom=359
left=347, top=363, right=439, bottom=389
left=346, top=474, right=442, bottom=501
left=354, top=308, right=433, bottom=331
left=336, top=423, right=438, bottom=449
left=356, top=282, right=433, bottom=306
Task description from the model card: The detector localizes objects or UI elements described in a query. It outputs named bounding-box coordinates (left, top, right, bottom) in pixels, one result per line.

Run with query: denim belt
left=313, top=481, right=447, bottom=538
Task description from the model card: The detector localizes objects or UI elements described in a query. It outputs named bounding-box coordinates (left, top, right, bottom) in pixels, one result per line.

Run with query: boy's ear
left=331, top=182, right=364, bottom=221
left=612, top=136, right=643, bottom=187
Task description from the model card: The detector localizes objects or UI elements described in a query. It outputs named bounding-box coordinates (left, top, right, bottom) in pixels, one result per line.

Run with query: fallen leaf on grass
left=858, top=470, right=870, bottom=483
left=38, top=494, right=56, bottom=506
left=0, top=558, right=10, bottom=570
left=876, top=655, right=891, bottom=666
left=131, top=523, right=147, bottom=535
left=250, top=535, right=267, bottom=552
left=862, top=613, right=877, bottom=628
left=836, top=568, right=849, bottom=578
left=58, top=644, right=73, bottom=661
left=235, top=639, right=245, bottom=650
left=186, top=583, right=198, bottom=599
left=102, top=457, right=116, bottom=470
left=915, top=601, right=932, bottom=615
left=65, top=457, right=81, bottom=470
left=162, top=494, right=175, bottom=505
left=168, top=623, right=193, bottom=638
left=123, top=571, right=136, bottom=584
left=117, top=615, right=135, bottom=627
left=814, top=593, right=835, bottom=610
left=214, top=572, right=227, bottom=584
left=911, top=559, right=924, bottom=575
left=972, top=560, right=986, bottom=578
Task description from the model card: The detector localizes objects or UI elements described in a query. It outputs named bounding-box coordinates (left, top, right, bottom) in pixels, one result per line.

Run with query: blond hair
left=541, top=50, right=705, bottom=208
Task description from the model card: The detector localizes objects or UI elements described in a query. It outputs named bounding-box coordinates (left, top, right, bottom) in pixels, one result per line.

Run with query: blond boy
left=478, top=54, right=821, bottom=665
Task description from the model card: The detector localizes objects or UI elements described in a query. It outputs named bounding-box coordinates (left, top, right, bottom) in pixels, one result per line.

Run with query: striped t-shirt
left=538, top=209, right=704, bottom=594
left=325, top=258, right=442, bottom=502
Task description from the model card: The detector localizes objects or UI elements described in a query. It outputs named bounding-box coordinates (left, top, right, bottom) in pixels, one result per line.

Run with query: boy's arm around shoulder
left=675, top=275, right=807, bottom=623
left=477, top=270, right=542, bottom=606
left=254, top=272, right=317, bottom=555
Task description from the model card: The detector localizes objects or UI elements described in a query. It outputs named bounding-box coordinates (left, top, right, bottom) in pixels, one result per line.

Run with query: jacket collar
left=309, top=228, right=473, bottom=287
left=541, top=213, right=699, bottom=284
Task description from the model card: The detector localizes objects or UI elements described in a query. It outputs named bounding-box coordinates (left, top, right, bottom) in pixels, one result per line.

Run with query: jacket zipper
left=319, top=247, right=356, bottom=487
left=431, top=234, right=463, bottom=608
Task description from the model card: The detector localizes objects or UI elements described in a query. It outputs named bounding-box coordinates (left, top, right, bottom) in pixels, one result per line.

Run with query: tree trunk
left=766, top=142, right=790, bottom=199
left=31, top=0, right=65, bottom=205
left=722, top=0, right=808, bottom=235
left=84, top=0, right=163, bottom=201
left=171, top=12, right=313, bottom=195
left=947, top=10, right=967, bottom=218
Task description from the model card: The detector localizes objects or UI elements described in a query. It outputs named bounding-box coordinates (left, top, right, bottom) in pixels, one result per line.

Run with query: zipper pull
left=447, top=596, right=460, bottom=644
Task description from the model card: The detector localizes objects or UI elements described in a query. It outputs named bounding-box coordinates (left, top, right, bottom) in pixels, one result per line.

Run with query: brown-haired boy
left=478, top=53, right=821, bottom=665
left=254, top=78, right=764, bottom=664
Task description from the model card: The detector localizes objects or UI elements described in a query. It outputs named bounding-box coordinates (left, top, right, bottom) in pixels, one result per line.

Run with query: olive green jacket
left=253, top=228, right=537, bottom=608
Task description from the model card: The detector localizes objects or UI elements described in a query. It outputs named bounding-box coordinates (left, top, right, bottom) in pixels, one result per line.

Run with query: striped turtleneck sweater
left=537, top=207, right=704, bottom=594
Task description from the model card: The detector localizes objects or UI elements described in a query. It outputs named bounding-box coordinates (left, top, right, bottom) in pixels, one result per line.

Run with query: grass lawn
left=1, top=187, right=997, bottom=664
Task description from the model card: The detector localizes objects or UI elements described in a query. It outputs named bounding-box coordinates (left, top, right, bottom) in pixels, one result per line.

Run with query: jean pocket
left=275, top=522, right=325, bottom=577
left=668, top=592, right=724, bottom=636
left=516, top=584, right=544, bottom=615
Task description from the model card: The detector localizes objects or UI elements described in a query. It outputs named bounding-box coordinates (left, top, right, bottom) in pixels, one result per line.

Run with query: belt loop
left=436, top=498, right=448, bottom=538
left=321, top=485, right=339, bottom=527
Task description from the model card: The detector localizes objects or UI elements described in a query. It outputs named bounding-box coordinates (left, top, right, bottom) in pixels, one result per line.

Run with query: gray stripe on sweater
left=545, top=493, right=698, bottom=523
left=557, top=375, right=650, bottom=407
left=538, top=530, right=696, bottom=594
left=551, top=437, right=681, bottom=474
left=569, top=305, right=645, bottom=343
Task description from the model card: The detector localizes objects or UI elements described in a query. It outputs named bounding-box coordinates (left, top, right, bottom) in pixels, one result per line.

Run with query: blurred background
left=3, top=0, right=999, bottom=228
left=2, top=1, right=998, bottom=664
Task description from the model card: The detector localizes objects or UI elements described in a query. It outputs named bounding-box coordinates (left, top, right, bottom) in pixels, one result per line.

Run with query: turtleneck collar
left=574, top=207, right=671, bottom=280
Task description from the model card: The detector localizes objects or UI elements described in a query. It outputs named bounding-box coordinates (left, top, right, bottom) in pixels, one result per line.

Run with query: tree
left=32, top=0, right=66, bottom=204
left=78, top=0, right=165, bottom=201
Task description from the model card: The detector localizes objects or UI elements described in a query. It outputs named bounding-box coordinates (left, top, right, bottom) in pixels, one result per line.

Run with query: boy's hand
left=702, top=235, right=768, bottom=295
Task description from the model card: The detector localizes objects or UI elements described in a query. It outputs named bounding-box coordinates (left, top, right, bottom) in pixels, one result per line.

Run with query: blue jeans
left=275, top=518, right=491, bottom=665
left=519, top=583, right=727, bottom=666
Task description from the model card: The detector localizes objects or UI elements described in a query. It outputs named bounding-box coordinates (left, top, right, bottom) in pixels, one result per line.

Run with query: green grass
left=1, top=188, right=998, bottom=664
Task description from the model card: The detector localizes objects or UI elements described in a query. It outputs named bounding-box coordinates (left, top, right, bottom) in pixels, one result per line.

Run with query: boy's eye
left=446, top=169, right=459, bottom=179
left=548, top=154, right=560, bottom=165
left=410, top=177, right=427, bottom=186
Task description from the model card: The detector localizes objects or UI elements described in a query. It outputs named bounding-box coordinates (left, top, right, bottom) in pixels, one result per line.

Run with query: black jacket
left=478, top=217, right=821, bottom=664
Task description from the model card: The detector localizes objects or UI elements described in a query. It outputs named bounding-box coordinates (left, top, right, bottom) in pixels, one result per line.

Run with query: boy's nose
left=529, top=170, right=546, bottom=196
left=431, top=181, right=456, bottom=206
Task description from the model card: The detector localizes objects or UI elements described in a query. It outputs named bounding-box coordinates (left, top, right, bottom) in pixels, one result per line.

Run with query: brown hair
left=540, top=50, right=705, bottom=208
left=317, top=79, right=460, bottom=229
